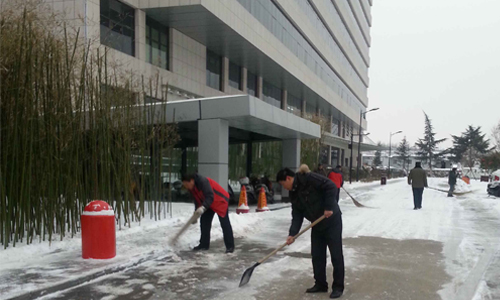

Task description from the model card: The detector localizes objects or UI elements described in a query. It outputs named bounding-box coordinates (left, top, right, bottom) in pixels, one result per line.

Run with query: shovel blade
left=239, top=263, right=260, bottom=287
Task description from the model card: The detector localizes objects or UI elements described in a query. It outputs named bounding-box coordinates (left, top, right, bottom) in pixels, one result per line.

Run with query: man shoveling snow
left=277, top=165, right=344, bottom=299
left=182, top=173, right=235, bottom=253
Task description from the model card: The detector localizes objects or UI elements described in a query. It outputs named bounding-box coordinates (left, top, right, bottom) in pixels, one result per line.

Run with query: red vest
left=191, top=178, right=229, bottom=217
left=328, top=171, right=343, bottom=189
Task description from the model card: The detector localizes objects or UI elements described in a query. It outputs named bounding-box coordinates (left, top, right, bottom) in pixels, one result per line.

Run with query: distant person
left=277, top=165, right=344, bottom=299
left=408, top=162, right=428, bottom=210
left=328, top=165, right=344, bottom=203
left=182, top=173, right=234, bottom=253
left=448, top=167, right=458, bottom=197
left=315, top=164, right=327, bottom=176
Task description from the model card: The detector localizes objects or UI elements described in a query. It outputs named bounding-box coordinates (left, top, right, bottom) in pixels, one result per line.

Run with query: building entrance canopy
left=141, top=95, right=320, bottom=191
left=146, top=94, right=320, bottom=147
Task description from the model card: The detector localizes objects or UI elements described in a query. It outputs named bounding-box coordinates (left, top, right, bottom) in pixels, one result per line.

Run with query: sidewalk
left=0, top=203, right=266, bottom=300
left=2, top=178, right=500, bottom=300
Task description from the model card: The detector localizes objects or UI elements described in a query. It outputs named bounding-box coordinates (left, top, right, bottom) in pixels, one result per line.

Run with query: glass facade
left=263, top=81, right=281, bottom=108
left=305, top=101, right=316, bottom=118
left=228, top=62, right=241, bottom=90
left=236, top=0, right=366, bottom=116
left=331, top=118, right=340, bottom=136
left=323, top=0, right=369, bottom=61
left=293, top=0, right=367, bottom=86
left=206, top=50, right=222, bottom=91
left=247, top=71, right=257, bottom=96
left=287, top=93, right=302, bottom=116
left=146, top=18, right=168, bottom=70
left=100, top=0, right=135, bottom=56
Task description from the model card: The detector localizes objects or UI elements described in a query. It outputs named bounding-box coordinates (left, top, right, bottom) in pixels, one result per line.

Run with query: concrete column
left=256, top=76, right=263, bottom=99
left=281, top=89, right=288, bottom=111
left=241, top=67, right=247, bottom=93
left=282, top=139, right=301, bottom=201
left=135, top=9, right=146, bottom=61
left=168, top=28, right=175, bottom=72
left=327, top=146, right=332, bottom=166
left=222, top=57, right=229, bottom=93
left=198, top=119, right=229, bottom=189
left=301, top=99, right=306, bottom=118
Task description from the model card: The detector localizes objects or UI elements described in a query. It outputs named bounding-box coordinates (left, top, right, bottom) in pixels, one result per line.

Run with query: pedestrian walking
left=328, top=165, right=344, bottom=203
left=181, top=173, right=235, bottom=253
left=448, top=167, right=458, bottom=197
left=277, top=165, right=344, bottom=299
left=408, top=162, right=428, bottom=210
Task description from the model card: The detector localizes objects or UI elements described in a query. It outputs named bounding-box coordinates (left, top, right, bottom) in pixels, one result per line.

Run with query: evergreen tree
left=415, top=112, right=446, bottom=173
left=450, top=125, right=492, bottom=174
left=373, top=142, right=383, bottom=167
left=396, top=136, right=411, bottom=172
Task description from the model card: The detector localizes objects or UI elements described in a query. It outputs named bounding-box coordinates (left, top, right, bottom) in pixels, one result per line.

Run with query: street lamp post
left=388, top=130, right=403, bottom=178
left=356, top=108, right=379, bottom=182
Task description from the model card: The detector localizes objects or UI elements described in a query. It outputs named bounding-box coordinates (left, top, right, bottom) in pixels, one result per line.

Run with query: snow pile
left=454, top=178, right=472, bottom=193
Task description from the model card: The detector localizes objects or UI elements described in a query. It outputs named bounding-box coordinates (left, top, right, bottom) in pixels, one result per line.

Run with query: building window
left=100, top=0, right=135, bottom=57
left=263, top=80, right=282, bottom=108
left=287, top=93, right=302, bottom=116
left=206, top=50, right=222, bottom=91
left=305, top=101, right=316, bottom=117
left=247, top=71, right=257, bottom=96
left=331, top=117, right=340, bottom=136
left=228, top=62, right=241, bottom=90
left=146, top=18, right=168, bottom=70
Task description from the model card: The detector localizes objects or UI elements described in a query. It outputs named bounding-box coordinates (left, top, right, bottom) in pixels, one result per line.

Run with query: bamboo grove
left=0, top=3, right=179, bottom=248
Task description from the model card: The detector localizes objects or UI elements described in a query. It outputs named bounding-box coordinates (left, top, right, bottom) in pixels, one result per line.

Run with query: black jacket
left=288, top=172, right=340, bottom=236
left=448, top=171, right=457, bottom=185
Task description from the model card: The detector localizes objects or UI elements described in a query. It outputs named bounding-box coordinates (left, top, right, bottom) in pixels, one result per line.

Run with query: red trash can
left=81, top=200, right=116, bottom=259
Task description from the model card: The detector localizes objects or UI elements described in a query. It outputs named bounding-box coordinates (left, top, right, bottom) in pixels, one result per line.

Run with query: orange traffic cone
left=256, top=187, right=270, bottom=212
left=236, top=185, right=250, bottom=214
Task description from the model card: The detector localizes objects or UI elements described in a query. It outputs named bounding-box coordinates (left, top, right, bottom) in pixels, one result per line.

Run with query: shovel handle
left=257, top=215, right=326, bottom=264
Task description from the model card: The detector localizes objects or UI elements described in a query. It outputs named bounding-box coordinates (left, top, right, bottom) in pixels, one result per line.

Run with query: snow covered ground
left=1, top=178, right=500, bottom=300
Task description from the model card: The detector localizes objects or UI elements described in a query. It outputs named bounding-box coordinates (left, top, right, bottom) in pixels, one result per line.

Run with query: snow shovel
left=239, top=215, right=326, bottom=287
left=169, top=212, right=199, bottom=245
left=342, top=187, right=367, bottom=208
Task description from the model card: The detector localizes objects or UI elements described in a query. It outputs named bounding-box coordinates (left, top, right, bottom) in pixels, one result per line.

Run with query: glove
left=195, top=206, right=206, bottom=216
left=191, top=218, right=198, bottom=225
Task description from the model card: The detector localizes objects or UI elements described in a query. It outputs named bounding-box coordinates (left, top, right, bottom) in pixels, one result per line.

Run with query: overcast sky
left=367, top=0, right=500, bottom=148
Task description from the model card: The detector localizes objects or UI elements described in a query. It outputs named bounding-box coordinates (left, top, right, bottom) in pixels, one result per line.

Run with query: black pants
left=412, top=188, right=424, bottom=208
left=448, top=184, right=455, bottom=196
left=311, top=213, right=344, bottom=292
left=336, top=189, right=341, bottom=203
left=200, top=208, right=234, bottom=249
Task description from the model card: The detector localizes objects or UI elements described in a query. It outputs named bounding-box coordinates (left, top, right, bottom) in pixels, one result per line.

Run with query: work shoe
left=306, top=284, right=328, bottom=293
left=413, top=208, right=418, bottom=210
left=225, top=247, right=234, bottom=254
left=330, top=289, right=343, bottom=298
left=193, top=245, right=209, bottom=251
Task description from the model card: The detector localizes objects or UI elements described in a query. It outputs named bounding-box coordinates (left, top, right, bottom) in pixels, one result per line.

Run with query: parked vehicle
left=491, top=170, right=500, bottom=182
left=487, top=181, right=500, bottom=197
left=252, top=175, right=274, bottom=205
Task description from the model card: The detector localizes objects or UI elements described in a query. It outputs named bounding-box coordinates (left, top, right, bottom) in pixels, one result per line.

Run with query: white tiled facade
left=43, top=0, right=373, bottom=166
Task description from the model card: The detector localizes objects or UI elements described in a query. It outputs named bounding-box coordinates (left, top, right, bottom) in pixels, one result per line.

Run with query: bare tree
left=492, top=120, right=500, bottom=151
